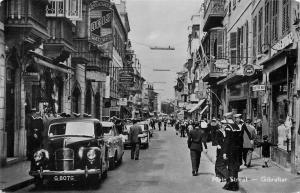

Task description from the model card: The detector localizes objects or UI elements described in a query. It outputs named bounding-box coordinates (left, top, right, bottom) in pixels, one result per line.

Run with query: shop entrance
left=5, top=68, right=15, bottom=157
left=229, top=100, right=247, bottom=118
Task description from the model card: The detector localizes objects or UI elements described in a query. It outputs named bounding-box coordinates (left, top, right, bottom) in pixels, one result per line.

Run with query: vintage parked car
left=122, top=124, right=133, bottom=148
left=101, top=122, right=124, bottom=170
left=138, top=121, right=153, bottom=137
left=136, top=122, right=150, bottom=149
left=29, top=118, right=109, bottom=188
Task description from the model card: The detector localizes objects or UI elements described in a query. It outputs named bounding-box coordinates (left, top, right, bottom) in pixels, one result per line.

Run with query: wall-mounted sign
left=271, top=32, right=294, bottom=56
left=119, top=69, right=134, bottom=86
left=118, top=98, right=127, bottom=106
left=244, top=65, right=255, bottom=76
left=214, top=59, right=229, bottom=69
left=252, top=85, right=266, bottom=92
left=23, top=72, right=40, bottom=82
left=89, top=0, right=113, bottom=46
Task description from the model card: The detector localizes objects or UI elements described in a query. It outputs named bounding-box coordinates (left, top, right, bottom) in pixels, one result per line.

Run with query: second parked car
left=101, top=122, right=124, bottom=170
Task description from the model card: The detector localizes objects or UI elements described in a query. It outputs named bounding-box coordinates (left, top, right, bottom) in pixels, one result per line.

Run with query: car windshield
left=48, top=122, right=95, bottom=137
left=103, top=126, right=113, bottom=135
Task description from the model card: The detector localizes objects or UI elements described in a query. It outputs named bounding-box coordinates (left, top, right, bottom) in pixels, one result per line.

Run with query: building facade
left=192, top=0, right=300, bottom=173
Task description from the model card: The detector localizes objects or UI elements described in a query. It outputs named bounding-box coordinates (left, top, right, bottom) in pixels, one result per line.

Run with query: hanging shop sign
left=23, top=72, right=40, bottom=82
left=244, top=65, right=255, bottom=76
left=119, top=69, right=134, bottom=86
left=252, top=85, right=266, bottom=92
left=214, top=59, right=229, bottom=69
left=89, top=0, right=113, bottom=46
left=118, top=98, right=128, bottom=106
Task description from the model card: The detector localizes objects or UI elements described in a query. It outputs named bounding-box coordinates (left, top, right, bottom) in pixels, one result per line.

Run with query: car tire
left=86, top=175, right=100, bottom=189
left=34, top=178, right=43, bottom=189
left=109, top=156, right=115, bottom=170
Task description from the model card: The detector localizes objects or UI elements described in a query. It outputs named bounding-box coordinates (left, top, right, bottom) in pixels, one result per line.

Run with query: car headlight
left=33, top=149, right=49, bottom=162
left=87, top=149, right=96, bottom=160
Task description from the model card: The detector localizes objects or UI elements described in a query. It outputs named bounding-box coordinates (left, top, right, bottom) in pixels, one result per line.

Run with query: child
left=257, top=135, right=277, bottom=167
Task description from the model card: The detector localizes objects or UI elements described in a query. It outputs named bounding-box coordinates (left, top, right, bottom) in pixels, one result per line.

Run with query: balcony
left=5, top=0, right=49, bottom=48
left=203, top=0, right=225, bottom=32
left=44, top=18, right=75, bottom=55
left=202, top=60, right=227, bottom=84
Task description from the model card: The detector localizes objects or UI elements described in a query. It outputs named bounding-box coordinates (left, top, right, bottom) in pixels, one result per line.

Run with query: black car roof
left=49, top=117, right=100, bottom=125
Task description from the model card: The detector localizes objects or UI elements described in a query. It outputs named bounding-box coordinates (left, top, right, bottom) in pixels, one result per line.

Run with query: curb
left=2, top=178, right=34, bottom=192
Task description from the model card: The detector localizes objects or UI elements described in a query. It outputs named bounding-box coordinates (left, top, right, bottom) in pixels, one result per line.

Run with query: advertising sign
left=244, top=65, right=255, bottom=76
left=118, top=98, right=128, bottom=106
left=119, top=69, right=134, bottom=86
left=252, top=85, right=266, bottom=92
left=89, top=0, right=113, bottom=46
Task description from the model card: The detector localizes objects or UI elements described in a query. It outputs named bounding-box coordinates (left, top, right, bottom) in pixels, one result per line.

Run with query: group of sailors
left=185, top=112, right=265, bottom=191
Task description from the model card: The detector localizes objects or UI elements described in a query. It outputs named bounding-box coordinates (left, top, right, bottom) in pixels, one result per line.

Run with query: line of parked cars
left=29, top=117, right=152, bottom=189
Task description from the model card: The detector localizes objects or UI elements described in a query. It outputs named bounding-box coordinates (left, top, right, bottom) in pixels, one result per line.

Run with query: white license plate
left=53, top=175, right=75, bottom=181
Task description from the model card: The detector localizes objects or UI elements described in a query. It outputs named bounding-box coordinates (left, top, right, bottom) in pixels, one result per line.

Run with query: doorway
left=6, top=68, right=15, bottom=157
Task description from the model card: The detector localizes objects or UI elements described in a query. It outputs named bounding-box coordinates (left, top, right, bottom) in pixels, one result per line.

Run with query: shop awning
left=188, top=99, right=205, bottom=113
left=29, top=51, right=74, bottom=74
left=200, top=105, right=209, bottom=115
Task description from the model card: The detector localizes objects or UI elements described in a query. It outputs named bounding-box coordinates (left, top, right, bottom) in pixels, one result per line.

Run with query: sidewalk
left=0, top=161, right=34, bottom=191
left=204, top=142, right=300, bottom=193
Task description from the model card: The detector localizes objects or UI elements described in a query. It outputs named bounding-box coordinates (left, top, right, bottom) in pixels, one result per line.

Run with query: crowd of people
left=154, top=113, right=277, bottom=192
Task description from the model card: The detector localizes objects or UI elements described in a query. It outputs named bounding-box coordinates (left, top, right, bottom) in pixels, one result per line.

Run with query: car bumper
left=29, top=169, right=101, bottom=179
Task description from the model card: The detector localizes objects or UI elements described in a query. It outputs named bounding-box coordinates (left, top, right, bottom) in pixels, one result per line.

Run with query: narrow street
left=16, top=127, right=226, bottom=193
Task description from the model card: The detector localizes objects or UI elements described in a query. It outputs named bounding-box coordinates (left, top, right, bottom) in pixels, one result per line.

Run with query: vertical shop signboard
left=89, top=0, right=113, bottom=48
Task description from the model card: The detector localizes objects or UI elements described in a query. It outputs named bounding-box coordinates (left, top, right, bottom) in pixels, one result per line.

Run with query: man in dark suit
left=129, top=120, right=143, bottom=160
left=215, top=119, right=228, bottom=181
left=187, top=126, right=208, bottom=176
left=222, top=113, right=244, bottom=191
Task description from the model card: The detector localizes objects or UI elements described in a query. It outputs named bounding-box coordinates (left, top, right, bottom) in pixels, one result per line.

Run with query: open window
left=46, top=0, right=82, bottom=20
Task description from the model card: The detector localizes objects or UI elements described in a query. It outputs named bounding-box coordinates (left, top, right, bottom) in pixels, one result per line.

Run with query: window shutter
left=237, top=28, right=241, bottom=64
left=46, top=0, right=65, bottom=17
left=217, top=30, right=223, bottom=59
left=245, top=21, right=248, bottom=64
left=66, top=0, right=82, bottom=20
left=230, top=32, right=237, bottom=65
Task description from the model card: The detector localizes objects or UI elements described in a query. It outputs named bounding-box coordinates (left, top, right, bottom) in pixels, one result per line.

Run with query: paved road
left=16, top=126, right=230, bottom=193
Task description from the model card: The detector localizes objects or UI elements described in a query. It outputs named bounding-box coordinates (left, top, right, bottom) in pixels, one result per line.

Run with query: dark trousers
left=158, top=125, right=161, bottom=131
left=228, top=148, right=241, bottom=181
left=190, top=150, right=201, bottom=172
left=164, top=125, right=167, bottom=130
left=131, top=143, right=140, bottom=159
left=180, top=129, right=185, bottom=137
left=242, top=148, right=253, bottom=166
left=215, top=149, right=228, bottom=179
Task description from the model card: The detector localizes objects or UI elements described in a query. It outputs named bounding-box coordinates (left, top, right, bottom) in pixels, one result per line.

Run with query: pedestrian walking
left=243, top=119, right=256, bottom=167
left=164, top=119, right=167, bottom=131
left=209, top=118, right=219, bottom=146
left=222, top=112, right=244, bottom=191
left=180, top=122, right=186, bottom=137
left=233, top=114, right=247, bottom=167
left=187, top=125, right=208, bottom=176
left=215, top=119, right=228, bottom=182
left=129, top=120, right=143, bottom=160
left=257, top=135, right=277, bottom=167
left=158, top=120, right=162, bottom=131
left=175, top=121, right=180, bottom=135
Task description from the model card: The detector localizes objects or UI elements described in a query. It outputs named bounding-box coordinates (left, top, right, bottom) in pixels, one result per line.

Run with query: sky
left=126, top=0, right=201, bottom=101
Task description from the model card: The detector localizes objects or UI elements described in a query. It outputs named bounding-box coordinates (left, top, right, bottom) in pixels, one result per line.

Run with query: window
left=217, top=30, right=223, bottom=59
left=258, top=8, right=263, bottom=54
left=245, top=21, right=249, bottom=64
left=271, top=0, right=279, bottom=42
left=46, top=0, right=65, bottom=17
left=46, top=0, right=82, bottom=20
left=264, top=0, right=271, bottom=52
left=253, top=16, right=257, bottom=61
left=282, top=0, right=290, bottom=35
left=230, top=32, right=237, bottom=65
